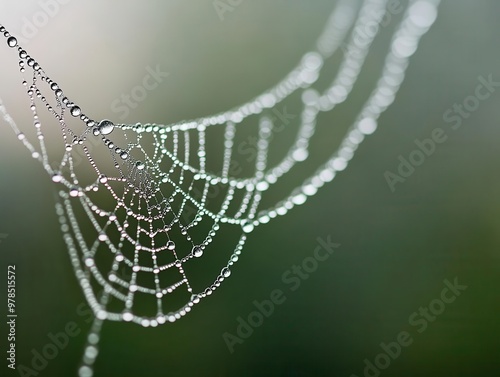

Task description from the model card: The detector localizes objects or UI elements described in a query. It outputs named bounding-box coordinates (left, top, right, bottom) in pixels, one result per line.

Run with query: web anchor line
left=0, top=1, right=440, bottom=376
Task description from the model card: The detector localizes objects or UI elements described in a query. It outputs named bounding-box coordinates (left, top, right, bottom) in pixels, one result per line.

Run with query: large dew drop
left=192, top=246, right=203, bottom=258
left=242, top=221, right=254, bottom=233
left=70, top=106, right=81, bottom=117
left=7, top=36, right=17, bottom=48
left=98, top=120, right=114, bottom=135
left=221, top=267, right=231, bottom=278
left=69, top=187, right=79, bottom=197
left=51, top=173, right=63, bottom=183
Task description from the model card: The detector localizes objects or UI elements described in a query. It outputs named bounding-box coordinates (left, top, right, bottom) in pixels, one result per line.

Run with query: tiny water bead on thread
left=221, top=267, right=231, bottom=278
left=52, top=173, right=63, bottom=183
left=192, top=246, right=203, bottom=258
left=70, top=105, right=82, bottom=117
left=6, top=36, right=17, bottom=47
left=97, top=119, right=114, bottom=135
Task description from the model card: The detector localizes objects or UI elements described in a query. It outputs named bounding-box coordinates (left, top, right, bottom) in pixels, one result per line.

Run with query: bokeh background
left=1, top=1, right=500, bottom=376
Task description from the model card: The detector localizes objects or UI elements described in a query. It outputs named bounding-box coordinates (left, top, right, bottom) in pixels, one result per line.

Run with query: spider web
left=0, top=0, right=440, bottom=375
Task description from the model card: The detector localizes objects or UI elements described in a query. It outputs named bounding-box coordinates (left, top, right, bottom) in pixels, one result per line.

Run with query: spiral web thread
left=0, top=0, right=440, bottom=375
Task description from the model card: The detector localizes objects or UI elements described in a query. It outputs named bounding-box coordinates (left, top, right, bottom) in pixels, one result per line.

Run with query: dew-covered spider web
left=0, top=0, right=440, bottom=375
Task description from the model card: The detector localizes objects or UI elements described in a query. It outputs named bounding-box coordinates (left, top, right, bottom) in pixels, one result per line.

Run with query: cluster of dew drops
left=2, top=29, right=147, bottom=177
left=3, top=30, right=234, bottom=299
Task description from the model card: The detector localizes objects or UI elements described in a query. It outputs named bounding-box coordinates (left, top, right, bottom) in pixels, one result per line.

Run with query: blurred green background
left=1, top=0, right=500, bottom=376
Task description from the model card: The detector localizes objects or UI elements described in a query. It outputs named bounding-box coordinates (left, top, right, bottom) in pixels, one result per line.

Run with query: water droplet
left=358, top=117, right=377, bottom=135
left=50, top=83, right=58, bottom=91
left=55, top=89, right=63, bottom=97
left=7, top=36, right=17, bottom=47
left=52, top=174, right=63, bottom=183
left=120, top=151, right=129, bottom=160
left=167, top=241, right=175, bottom=250
left=192, top=246, right=203, bottom=258
left=136, top=161, right=145, bottom=170
left=99, top=175, right=108, bottom=184
left=69, top=187, right=79, bottom=197
left=242, top=221, right=254, bottom=233
left=292, top=193, right=306, bottom=205
left=98, top=233, right=108, bottom=241
left=70, top=106, right=81, bottom=117
left=221, top=267, right=231, bottom=278
left=98, top=120, right=114, bottom=135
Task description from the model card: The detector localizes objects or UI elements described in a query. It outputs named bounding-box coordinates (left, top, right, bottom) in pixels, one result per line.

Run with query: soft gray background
left=1, top=1, right=500, bottom=376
